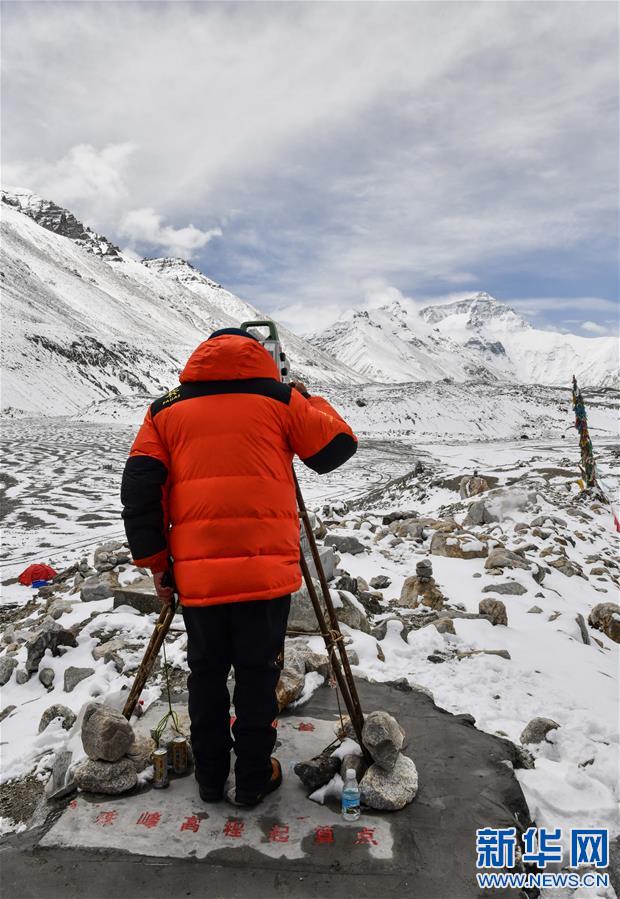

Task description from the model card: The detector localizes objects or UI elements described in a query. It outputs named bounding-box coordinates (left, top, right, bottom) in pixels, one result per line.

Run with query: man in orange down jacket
left=120, top=328, right=357, bottom=807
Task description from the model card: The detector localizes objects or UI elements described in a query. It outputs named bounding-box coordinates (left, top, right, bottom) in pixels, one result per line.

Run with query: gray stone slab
left=7, top=680, right=532, bottom=898
left=113, top=579, right=162, bottom=616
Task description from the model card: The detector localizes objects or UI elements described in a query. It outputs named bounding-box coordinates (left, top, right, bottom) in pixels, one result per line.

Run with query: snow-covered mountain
left=311, top=293, right=618, bottom=388
left=0, top=189, right=364, bottom=416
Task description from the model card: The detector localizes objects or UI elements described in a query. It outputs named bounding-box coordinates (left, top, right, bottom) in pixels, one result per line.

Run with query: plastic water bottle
left=341, top=768, right=361, bottom=821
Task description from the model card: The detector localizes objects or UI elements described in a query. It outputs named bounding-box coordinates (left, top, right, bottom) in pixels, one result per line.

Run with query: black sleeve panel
left=120, top=455, right=169, bottom=560
left=300, top=432, right=358, bottom=475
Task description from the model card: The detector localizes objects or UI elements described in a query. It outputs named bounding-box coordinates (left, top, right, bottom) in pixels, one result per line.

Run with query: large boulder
left=74, top=757, right=137, bottom=795
left=80, top=570, right=120, bottom=602
left=333, top=591, right=370, bottom=633
left=520, top=717, right=560, bottom=745
left=287, top=580, right=324, bottom=633
left=360, top=753, right=418, bottom=810
left=25, top=620, right=78, bottom=674
left=81, top=704, right=135, bottom=761
left=479, top=598, right=508, bottom=626
left=463, top=500, right=498, bottom=527
left=431, top=531, right=488, bottom=560
left=324, top=534, right=365, bottom=555
left=64, top=666, right=95, bottom=693
left=399, top=576, right=445, bottom=610
left=459, top=475, right=489, bottom=499
left=482, top=582, right=527, bottom=596
left=38, top=704, right=77, bottom=734
left=275, top=667, right=305, bottom=711
left=0, top=656, right=18, bottom=686
left=588, top=603, right=620, bottom=644
left=485, top=548, right=530, bottom=572
left=362, top=710, right=405, bottom=771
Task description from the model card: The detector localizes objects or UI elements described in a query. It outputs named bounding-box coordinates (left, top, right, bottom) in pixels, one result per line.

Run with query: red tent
left=18, top=563, right=57, bottom=586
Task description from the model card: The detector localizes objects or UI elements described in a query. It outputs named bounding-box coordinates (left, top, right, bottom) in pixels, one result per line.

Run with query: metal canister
left=171, top=735, right=188, bottom=775
left=152, top=747, right=169, bottom=788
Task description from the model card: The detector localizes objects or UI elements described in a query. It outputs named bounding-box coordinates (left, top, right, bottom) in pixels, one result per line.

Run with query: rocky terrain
left=1, top=434, right=618, bottom=848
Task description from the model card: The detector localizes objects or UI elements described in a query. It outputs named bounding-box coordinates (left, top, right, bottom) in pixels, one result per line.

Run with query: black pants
left=182, top=595, right=291, bottom=794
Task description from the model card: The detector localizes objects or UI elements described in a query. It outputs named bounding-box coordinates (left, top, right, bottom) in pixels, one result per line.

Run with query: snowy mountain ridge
left=0, top=189, right=365, bottom=417
left=311, top=293, right=618, bottom=388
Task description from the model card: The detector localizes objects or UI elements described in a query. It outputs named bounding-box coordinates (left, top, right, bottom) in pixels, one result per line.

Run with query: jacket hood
left=179, top=334, right=280, bottom=382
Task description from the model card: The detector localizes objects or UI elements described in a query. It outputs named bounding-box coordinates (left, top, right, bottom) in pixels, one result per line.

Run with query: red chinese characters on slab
left=314, top=825, right=335, bottom=845
left=354, top=827, right=378, bottom=846
left=136, top=812, right=161, bottom=829
left=223, top=819, right=245, bottom=838
left=268, top=824, right=289, bottom=843
left=96, top=810, right=118, bottom=827
left=297, top=722, right=315, bottom=732
left=180, top=815, right=201, bottom=833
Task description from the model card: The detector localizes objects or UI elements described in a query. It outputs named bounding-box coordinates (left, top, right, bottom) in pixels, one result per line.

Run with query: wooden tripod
left=122, top=470, right=370, bottom=763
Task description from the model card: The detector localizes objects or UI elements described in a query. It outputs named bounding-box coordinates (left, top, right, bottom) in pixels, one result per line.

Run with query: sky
left=2, top=1, right=618, bottom=337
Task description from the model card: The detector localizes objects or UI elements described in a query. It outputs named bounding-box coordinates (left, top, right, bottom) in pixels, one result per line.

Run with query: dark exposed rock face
left=1, top=189, right=123, bottom=260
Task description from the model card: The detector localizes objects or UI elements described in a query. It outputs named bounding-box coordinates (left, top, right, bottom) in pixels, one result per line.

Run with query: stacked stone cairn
left=74, top=703, right=154, bottom=795
left=294, top=710, right=418, bottom=812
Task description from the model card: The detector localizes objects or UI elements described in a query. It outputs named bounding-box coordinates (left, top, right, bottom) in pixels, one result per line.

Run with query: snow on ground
left=0, top=415, right=618, bottom=867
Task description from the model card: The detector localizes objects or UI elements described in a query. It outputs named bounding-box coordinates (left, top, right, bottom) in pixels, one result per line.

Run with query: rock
left=287, top=580, right=323, bottom=633
left=15, top=668, right=30, bottom=685
left=430, top=531, right=488, bottom=560
left=303, top=651, right=331, bottom=680
left=80, top=570, right=120, bottom=602
left=482, top=581, right=527, bottom=596
left=527, top=605, right=543, bottom=614
left=575, top=613, right=591, bottom=645
left=531, top=514, right=567, bottom=529
left=532, top=564, right=546, bottom=585
left=64, top=666, right=95, bottom=693
left=93, top=540, right=130, bottom=572
left=457, top=649, right=511, bottom=661
left=25, top=620, right=78, bottom=674
left=47, top=599, right=76, bottom=620
left=0, top=657, right=18, bottom=685
left=339, top=753, right=366, bottom=781
left=45, top=749, right=77, bottom=800
left=294, top=750, right=340, bottom=793
left=126, top=733, right=156, bottom=773
left=334, top=591, right=370, bottom=633
left=74, top=757, right=137, bottom=795
left=38, top=704, right=77, bottom=733
left=485, top=548, right=529, bottom=571
left=459, top=474, right=489, bottom=499
left=399, top=575, right=445, bottom=610
left=479, top=598, right=508, bottom=626
left=0, top=705, right=16, bottom=722
left=382, top=510, right=418, bottom=525
left=92, top=637, right=129, bottom=662
left=81, top=704, right=135, bottom=761
left=362, top=710, right=405, bottom=771
left=275, top=667, right=305, bottom=711
left=39, top=667, right=55, bottom=688
left=334, top=575, right=359, bottom=594
left=463, top=500, right=499, bottom=527
left=588, top=603, right=620, bottom=644
left=324, top=534, right=365, bottom=555
left=432, top=618, right=455, bottom=634
left=360, top=753, right=418, bottom=811
left=416, top=559, right=433, bottom=578
left=548, top=557, right=584, bottom=578
left=520, top=717, right=560, bottom=745
left=370, top=575, right=391, bottom=590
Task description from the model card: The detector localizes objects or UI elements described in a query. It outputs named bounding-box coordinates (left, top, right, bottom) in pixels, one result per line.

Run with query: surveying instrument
left=123, top=321, right=369, bottom=761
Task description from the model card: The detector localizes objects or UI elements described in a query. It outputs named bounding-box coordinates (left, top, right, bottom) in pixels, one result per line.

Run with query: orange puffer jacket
left=120, top=333, right=357, bottom=606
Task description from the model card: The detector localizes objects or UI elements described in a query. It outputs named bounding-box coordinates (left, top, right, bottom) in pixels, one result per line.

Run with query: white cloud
left=581, top=320, right=613, bottom=335
left=119, top=208, right=222, bottom=259
left=2, top=143, right=135, bottom=215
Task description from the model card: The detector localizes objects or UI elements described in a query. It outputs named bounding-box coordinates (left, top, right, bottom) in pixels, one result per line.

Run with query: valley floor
left=1, top=420, right=618, bottom=896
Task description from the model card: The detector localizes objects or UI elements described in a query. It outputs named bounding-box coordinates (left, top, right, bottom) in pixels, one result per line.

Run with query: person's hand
left=291, top=380, right=310, bottom=398
left=153, top=569, right=175, bottom=604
